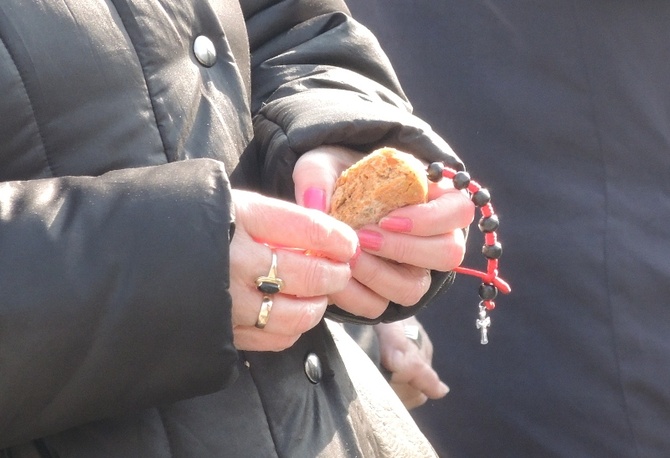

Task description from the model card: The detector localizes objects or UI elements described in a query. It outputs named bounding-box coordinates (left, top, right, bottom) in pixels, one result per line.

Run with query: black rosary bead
left=472, top=188, right=491, bottom=207
left=421, top=160, right=510, bottom=343
left=482, top=242, right=503, bottom=259
left=427, top=162, right=445, bottom=182
left=452, top=171, right=471, bottom=190
left=478, top=214, right=500, bottom=233
left=478, top=283, right=498, bottom=301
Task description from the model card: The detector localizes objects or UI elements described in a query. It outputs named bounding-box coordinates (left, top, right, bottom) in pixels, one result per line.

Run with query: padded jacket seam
left=0, top=31, right=54, bottom=176
left=108, top=0, right=170, bottom=163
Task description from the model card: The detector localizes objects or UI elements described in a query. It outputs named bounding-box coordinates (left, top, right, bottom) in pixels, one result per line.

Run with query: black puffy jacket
left=0, top=0, right=461, bottom=456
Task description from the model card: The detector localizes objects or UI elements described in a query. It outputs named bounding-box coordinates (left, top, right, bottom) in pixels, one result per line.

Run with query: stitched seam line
left=156, top=408, right=176, bottom=458
left=570, top=3, right=640, bottom=456
left=241, top=352, right=281, bottom=458
left=0, top=26, right=54, bottom=176
left=108, top=0, right=170, bottom=162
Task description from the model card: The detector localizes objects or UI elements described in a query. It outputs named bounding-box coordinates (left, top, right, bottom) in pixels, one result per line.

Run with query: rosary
left=427, top=162, right=511, bottom=344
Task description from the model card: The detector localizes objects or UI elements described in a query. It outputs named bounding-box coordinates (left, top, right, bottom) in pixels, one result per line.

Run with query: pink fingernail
left=357, top=229, right=383, bottom=251
left=379, top=216, right=413, bottom=232
left=303, top=187, right=326, bottom=212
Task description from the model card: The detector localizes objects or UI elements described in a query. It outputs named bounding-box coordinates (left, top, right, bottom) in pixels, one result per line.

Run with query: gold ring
left=255, top=249, right=284, bottom=294
left=255, top=295, right=273, bottom=329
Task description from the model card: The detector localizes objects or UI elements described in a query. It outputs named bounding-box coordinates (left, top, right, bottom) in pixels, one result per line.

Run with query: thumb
left=375, top=322, right=412, bottom=373
left=293, top=146, right=363, bottom=211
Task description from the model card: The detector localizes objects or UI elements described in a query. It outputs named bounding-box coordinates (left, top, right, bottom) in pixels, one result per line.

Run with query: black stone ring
left=255, top=250, right=284, bottom=295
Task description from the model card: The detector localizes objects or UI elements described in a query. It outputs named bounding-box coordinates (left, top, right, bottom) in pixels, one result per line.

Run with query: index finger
left=234, top=190, right=358, bottom=262
left=380, top=189, right=474, bottom=236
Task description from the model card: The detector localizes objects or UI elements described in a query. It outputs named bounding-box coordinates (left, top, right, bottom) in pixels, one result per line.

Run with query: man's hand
left=374, top=316, right=449, bottom=409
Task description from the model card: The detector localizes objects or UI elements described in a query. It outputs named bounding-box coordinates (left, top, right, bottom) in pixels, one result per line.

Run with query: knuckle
left=438, top=234, right=466, bottom=271
left=460, top=195, right=476, bottom=224
left=270, top=334, right=301, bottom=352
left=355, top=262, right=384, bottom=287
left=394, top=271, right=431, bottom=306
left=390, top=239, right=414, bottom=264
left=304, top=215, right=333, bottom=248
left=435, top=191, right=475, bottom=227
left=303, top=260, right=333, bottom=295
left=290, top=300, right=324, bottom=334
left=395, top=285, right=423, bottom=306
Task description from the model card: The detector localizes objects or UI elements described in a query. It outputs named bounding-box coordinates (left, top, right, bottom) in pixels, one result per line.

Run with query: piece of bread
left=329, top=147, right=428, bottom=229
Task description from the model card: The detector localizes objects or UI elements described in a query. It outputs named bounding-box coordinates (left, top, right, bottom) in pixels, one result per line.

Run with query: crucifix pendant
left=476, top=304, right=491, bottom=345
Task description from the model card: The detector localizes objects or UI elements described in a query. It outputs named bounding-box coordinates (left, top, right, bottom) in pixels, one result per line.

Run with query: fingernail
left=357, top=229, right=383, bottom=251
left=303, top=187, right=326, bottom=212
left=350, top=244, right=361, bottom=268
left=439, top=382, right=450, bottom=396
left=379, top=216, right=413, bottom=232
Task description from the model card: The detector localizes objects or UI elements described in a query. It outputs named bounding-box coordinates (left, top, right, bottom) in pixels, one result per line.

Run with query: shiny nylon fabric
left=0, top=0, right=458, bottom=455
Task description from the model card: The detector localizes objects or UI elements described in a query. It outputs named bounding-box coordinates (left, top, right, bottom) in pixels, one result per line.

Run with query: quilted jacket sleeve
left=241, top=0, right=463, bottom=324
left=0, top=159, right=239, bottom=448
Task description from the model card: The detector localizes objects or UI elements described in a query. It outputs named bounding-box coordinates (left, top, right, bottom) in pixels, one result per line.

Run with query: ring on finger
left=255, top=249, right=284, bottom=294
left=255, top=295, right=273, bottom=329
left=404, top=324, right=423, bottom=349
left=254, top=249, right=284, bottom=329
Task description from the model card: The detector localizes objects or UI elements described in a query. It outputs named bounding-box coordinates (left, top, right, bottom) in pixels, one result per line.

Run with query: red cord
left=439, top=165, right=511, bottom=312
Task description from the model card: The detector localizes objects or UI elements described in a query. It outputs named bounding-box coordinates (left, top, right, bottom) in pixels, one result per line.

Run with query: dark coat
left=0, top=0, right=463, bottom=456
left=348, top=1, right=670, bottom=457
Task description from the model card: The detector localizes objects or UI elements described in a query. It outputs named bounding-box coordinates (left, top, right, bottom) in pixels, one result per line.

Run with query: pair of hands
left=229, top=145, right=473, bottom=405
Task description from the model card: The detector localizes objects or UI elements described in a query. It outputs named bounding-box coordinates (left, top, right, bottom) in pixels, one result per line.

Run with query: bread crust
left=329, top=147, right=428, bottom=229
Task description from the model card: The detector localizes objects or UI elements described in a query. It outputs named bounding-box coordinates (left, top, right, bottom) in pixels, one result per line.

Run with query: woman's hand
left=229, top=189, right=358, bottom=351
left=294, top=146, right=474, bottom=319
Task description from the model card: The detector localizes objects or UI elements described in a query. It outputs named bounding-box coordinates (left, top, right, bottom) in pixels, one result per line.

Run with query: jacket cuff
left=253, top=90, right=465, bottom=201
left=325, top=271, right=456, bottom=324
